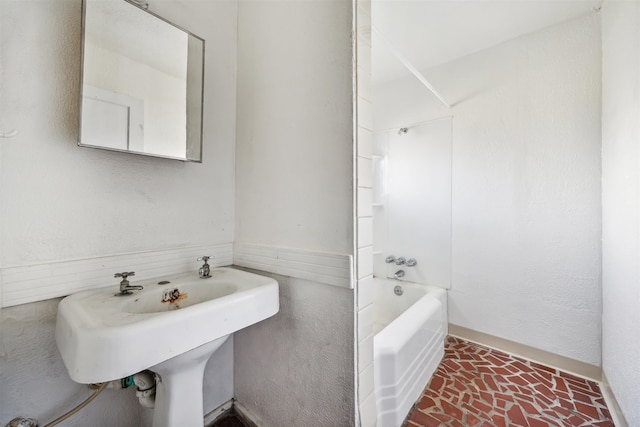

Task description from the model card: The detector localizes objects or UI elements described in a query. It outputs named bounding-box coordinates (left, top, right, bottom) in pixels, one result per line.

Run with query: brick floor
left=404, top=336, right=614, bottom=427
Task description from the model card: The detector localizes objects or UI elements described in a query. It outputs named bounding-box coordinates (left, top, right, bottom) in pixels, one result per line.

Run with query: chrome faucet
left=394, top=270, right=405, bottom=279
left=114, top=272, right=143, bottom=295
left=395, top=257, right=406, bottom=265
left=197, top=256, right=214, bottom=278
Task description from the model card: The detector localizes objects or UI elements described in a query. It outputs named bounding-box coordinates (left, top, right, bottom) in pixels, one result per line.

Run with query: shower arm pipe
left=372, top=26, right=451, bottom=110
left=374, top=115, right=453, bottom=134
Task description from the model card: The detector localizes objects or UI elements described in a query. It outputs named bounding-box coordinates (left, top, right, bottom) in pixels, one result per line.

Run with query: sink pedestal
left=150, top=335, right=229, bottom=427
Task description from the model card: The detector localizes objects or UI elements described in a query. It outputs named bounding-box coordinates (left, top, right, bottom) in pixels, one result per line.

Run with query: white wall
left=0, top=0, right=237, bottom=424
left=234, top=1, right=355, bottom=425
left=373, top=13, right=602, bottom=366
left=0, top=0, right=236, bottom=270
left=601, top=1, right=640, bottom=424
left=234, top=1, right=354, bottom=255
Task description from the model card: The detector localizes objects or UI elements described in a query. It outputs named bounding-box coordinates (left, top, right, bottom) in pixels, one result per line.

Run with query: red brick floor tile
left=403, top=336, right=614, bottom=427
left=574, top=401, right=599, bottom=419
left=507, top=404, right=529, bottom=426
left=491, top=414, right=507, bottom=427
left=408, top=410, right=442, bottom=427
left=527, top=417, right=551, bottom=427
left=416, top=395, right=437, bottom=410
left=440, top=400, right=464, bottom=420
left=516, top=398, right=540, bottom=416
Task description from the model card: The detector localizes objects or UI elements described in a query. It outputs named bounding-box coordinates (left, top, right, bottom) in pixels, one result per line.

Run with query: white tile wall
left=357, top=188, right=373, bottom=218
left=358, top=156, right=373, bottom=189
left=356, top=1, right=376, bottom=425
left=357, top=246, right=374, bottom=279
left=357, top=99, right=373, bottom=131
left=357, top=275, right=374, bottom=310
left=358, top=303, right=374, bottom=339
left=358, top=217, right=373, bottom=248
left=360, top=393, right=377, bottom=427
left=358, top=333, right=374, bottom=370
left=1, top=243, right=233, bottom=307
left=358, top=127, right=373, bottom=159
left=358, top=362, right=375, bottom=404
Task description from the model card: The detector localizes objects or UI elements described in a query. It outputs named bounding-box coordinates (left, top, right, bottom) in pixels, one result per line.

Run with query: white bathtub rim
left=374, top=296, right=442, bottom=355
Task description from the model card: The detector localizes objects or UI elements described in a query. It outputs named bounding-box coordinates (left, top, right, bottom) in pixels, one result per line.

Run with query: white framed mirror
left=79, top=0, right=204, bottom=162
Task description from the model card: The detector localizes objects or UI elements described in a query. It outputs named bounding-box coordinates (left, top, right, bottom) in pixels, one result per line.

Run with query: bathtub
left=373, top=278, right=447, bottom=427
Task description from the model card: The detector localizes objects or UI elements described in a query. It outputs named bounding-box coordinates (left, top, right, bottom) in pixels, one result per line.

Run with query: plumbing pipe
left=133, top=371, right=156, bottom=408
left=41, top=382, right=108, bottom=427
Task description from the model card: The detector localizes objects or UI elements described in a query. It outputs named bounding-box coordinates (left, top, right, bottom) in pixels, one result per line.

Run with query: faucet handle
left=197, top=256, right=214, bottom=263
left=395, top=257, right=406, bottom=265
left=406, top=258, right=417, bottom=267
left=385, top=255, right=396, bottom=264
left=114, top=272, right=135, bottom=279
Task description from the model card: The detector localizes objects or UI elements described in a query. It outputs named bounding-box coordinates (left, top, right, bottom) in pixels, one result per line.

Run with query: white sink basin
left=55, top=267, right=279, bottom=384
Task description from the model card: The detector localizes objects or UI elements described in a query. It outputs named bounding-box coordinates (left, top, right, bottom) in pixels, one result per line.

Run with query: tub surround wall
left=234, top=0, right=355, bottom=425
left=601, top=1, right=640, bottom=425
left=372, top=120, right=452, bottom=288
left=373, top=13, right=602, bottom=366
left=355, top=1, right=377, bottom=426
left=0, top=0, right=238, bottom=424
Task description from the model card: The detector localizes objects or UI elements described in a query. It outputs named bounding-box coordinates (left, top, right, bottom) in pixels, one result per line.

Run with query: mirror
left=79, top=0, right=204, bottom=162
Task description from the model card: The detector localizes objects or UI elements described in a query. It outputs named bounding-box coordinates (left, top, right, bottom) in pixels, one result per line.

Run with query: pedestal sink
left=55, top=267, right=279, bottom=427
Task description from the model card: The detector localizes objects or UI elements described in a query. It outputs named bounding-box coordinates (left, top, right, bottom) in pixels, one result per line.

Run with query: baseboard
left=448, top=324, right=602, bottom=381
left=204, top=399, right=234, bottom=426
left=601, top=372, right=630, bottom=427
left=234, top=401, right=264, bottom=427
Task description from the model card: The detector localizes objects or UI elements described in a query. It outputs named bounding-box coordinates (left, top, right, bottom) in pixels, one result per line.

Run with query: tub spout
left=394, top=270, right=405, bottom=279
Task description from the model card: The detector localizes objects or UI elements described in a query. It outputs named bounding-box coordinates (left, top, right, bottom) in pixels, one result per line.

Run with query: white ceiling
left=372, top=0, right=602, bottom=85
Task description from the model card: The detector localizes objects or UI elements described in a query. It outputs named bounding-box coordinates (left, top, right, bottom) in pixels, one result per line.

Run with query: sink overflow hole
left=158, top=281, right=171, bottom=285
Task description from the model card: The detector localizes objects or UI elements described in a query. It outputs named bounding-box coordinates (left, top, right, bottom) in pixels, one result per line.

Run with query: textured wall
left=0, top=0, right=238, bottom=424
left=373, top=13, right=602, bottom=365
left=445, top=13, right=602, bottom=366
left=0, top=300, right=148, bottom=425
left=234, top=1, right=355, bottom=425
left=234, top=273, right=355, bottom=427
left=0, top=0, right=236, bottom=269
left=235, top=0, right=354, bottom=255
left=601, top=1, right=640, bottom=425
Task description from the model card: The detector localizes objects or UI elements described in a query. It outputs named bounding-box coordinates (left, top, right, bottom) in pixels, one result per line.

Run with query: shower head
left=398, top=127, right=408, bottom=135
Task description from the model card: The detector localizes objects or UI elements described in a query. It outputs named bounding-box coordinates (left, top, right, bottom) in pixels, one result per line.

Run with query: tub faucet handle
left=395, top=257, right=406, bottom=265
left=385, top=255, right=396, bottom=264
left=406, top=258, right=417, bottom=267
